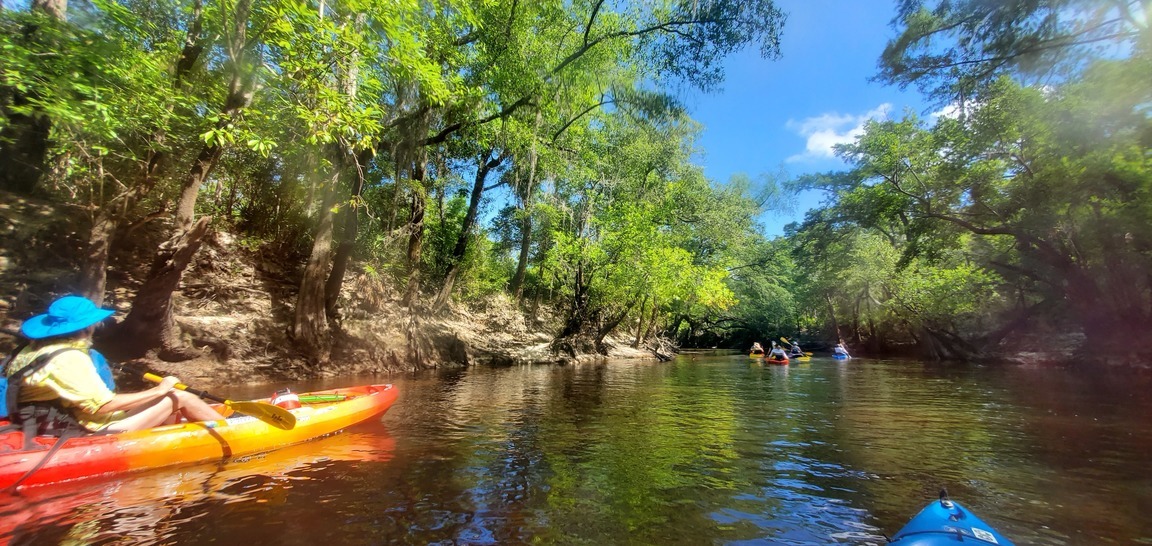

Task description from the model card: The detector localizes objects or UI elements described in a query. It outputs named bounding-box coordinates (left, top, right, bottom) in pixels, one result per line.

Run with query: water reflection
left=1, top=426, right=395, bottom=544
left=4, top=355, right=1152, bottom=544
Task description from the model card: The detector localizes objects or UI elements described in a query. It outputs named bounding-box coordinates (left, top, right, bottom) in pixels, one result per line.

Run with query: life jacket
left=1, top=341, right=118, bottom=491
left=1, top=341, right=116, bottom=449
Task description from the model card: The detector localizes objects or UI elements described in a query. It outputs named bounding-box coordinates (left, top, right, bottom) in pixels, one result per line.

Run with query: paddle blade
left=227, top=400, right=297, bottom=430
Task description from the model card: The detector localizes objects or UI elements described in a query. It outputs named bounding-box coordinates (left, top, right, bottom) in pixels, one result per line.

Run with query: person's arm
left=95, top=376, right=180, bottom=414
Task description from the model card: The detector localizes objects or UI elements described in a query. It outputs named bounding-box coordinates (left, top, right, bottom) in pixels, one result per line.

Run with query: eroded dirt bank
left=0, top=192, right=668, bottom=388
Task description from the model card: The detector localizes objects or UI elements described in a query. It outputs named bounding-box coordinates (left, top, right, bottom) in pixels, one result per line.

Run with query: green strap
left=296, top=394, right=348, bottom=403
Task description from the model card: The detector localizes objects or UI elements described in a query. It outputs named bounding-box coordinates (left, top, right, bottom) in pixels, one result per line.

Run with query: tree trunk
left=511, top=111, right=543, bottom=301
left=401, top=162, right=427, bottom=308
left=78, top=211, right=117, bottom=304
left=114, top=141, right=222, bottom=360
left=825, top=293, right=842, bottom=343
left=177, top=144, right=224, bottom=227
left=595, top=296, right=638, bottom=348
left=116, top=0, right=249, bottom=360
left=432, top=149, right=505, bottom=311
left=553, top=262, right=606, bottom=356
left=511, top=212, right=533, bottom=302
left=643, top=296, right=659, bottom=341
left=293, top=9, right=363, bottom=363
left=666, top=314, right=686, bottom=343
left=107, top=217, right=212, bottom=360
left=323, top=198, right=355, bottom=323
left=632, top=295, right=648, bottom=348
left=293, top=167, right=342, bottom=365
left=324, top=151, right=368, bottom=321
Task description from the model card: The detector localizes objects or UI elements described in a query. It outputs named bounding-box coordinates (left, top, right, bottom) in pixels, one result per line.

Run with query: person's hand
left=158, top=376, right=180, bottom=393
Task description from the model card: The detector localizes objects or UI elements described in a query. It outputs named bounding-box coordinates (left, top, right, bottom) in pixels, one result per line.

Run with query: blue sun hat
left=20, top=295, right=115, bottom=339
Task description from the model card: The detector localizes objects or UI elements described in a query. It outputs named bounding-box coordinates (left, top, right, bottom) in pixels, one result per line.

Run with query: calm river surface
left=3, top=352, right=1151, bottom=545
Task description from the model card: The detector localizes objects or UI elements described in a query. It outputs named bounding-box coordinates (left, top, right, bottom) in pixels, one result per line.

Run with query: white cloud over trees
left=785, top=103, right=892, bottom=163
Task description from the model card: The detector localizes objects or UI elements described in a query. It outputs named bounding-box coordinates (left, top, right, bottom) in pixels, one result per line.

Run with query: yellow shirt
left=7, top=340, right=122, bottom=431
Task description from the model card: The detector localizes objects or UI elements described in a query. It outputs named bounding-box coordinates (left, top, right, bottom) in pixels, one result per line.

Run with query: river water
left=3, top=352, right=1151, bottom=544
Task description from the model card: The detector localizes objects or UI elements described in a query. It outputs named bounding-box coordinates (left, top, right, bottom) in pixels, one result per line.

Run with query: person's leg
left=104, top=392, right=226, bottom=432
left=104, top=393, right=181, bottom=432
left=171, top=391, right=226, bottom=422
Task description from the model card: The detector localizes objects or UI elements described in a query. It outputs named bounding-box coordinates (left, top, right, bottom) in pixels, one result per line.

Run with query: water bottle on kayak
left=270, top=388, right=301, bottom=410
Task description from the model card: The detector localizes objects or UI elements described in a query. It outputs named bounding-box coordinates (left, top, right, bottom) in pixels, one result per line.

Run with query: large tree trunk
left=293, top=166, right=343, bottom=365
left=175, top=144, right=224, bottom=229
left=106, top=217, right=212, bottom=360
left=118, top=0, right=251, bottom=360
left=293, top=9, right=364, bottom=363
left=324, top=206, right=356, bottom=321
left=595, top=296, right=638, bottom=347
left=643, top=297, right=659, bottom=341
left=114, top=142, right=222, bottom=360
left=324, top=150, right=369, bottom=321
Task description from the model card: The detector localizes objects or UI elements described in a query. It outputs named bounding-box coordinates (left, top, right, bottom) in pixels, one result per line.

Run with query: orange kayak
left=764, top=355, right=789, bottom=365
left=0, top=383, right=397, bottom=490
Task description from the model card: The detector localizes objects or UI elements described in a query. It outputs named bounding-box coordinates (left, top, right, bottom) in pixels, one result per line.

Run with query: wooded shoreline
left=2, top=2, right=1149, bottom=373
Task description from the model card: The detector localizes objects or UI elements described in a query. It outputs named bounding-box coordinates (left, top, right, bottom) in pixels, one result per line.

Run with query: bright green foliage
left=0, top=6, right=184, bottom=198
left=890, top=260, right=1000, bottom=333
left=788, top=38, right=1152, bottom=357
left=543, top=115, right=752, bottom=350
left=714, top=237, right=796, bottom=343
left=1, top=0, right=790, bottom=358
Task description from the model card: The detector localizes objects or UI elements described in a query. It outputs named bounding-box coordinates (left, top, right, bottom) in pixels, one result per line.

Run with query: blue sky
left=684, top=0, right=935, bottom=236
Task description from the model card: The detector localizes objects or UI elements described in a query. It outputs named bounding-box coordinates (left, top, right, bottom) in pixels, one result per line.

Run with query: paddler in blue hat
left=6, top=295, right=223, bottom=432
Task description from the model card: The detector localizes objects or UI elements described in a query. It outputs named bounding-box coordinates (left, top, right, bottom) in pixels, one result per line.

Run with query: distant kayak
left=890, top=493, right=1015, bottom=545
left=833, top=353, right=850, bottom=360
left=749, top=351, right=764, bottom=358
left=763, top=355, right=789, bottom=365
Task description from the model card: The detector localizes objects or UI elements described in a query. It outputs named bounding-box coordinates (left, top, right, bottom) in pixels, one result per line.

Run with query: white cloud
left=785, top=103, right=892, bottom=163
left=929, top=102, right=962, bottom=121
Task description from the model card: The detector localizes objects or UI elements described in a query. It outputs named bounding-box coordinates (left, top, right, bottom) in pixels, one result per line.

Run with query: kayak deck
left=891, top=496, right=1015, bottom=546
left=0, top=383, right=397, bottom=489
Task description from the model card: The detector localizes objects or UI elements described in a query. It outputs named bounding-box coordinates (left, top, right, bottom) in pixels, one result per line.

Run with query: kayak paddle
left=779, top=337, right=814, bottom=356
left=142, top=373, right=297, bottom=430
